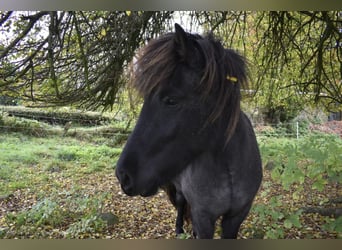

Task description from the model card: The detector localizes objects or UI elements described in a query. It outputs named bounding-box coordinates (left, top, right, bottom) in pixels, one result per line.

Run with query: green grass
left=0, top=132, right=121, bottom=196
left=0, top=132, right=122, bottom=238
left=1, top=129, right=341, bottom=239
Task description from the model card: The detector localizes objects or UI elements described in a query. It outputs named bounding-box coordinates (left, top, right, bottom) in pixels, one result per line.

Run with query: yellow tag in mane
left=226, top=76, right=238, bottom=82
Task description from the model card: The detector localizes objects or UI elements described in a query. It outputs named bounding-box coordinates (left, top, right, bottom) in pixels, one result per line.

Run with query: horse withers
left=116, top=24, right=262, bottom=239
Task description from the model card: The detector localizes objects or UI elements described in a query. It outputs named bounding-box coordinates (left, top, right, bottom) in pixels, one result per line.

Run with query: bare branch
left=0, top=11, right=49, bottom=60
left=0, top=11, right=13, bottom=26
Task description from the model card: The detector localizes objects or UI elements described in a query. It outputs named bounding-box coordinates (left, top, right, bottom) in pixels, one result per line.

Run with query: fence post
left=296, top=121, right=299, bottom=139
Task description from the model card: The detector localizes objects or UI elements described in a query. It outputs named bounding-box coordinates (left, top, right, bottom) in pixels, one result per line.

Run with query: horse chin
left=140, top=186, right=159, bottom=197
left=121, top=185, right=138, bottom=197
left=120, top=178, right=159, bottom=197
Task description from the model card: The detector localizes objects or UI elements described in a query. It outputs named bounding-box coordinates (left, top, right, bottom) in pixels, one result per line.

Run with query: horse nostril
left=116, top=168, right=134, bottom=194
left=116, top=152, right=139, bottom=195
left=117, top=168, right=128, bottom=184
left=121, top=171, right=131, bottom=187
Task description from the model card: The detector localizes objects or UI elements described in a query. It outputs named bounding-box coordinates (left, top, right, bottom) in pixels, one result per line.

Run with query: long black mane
left=131, top=30, right=248, bottom=143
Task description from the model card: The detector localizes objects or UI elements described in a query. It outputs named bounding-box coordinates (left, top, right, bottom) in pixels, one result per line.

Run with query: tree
left=1, top=11, right=341, bottom=114
left=0, top=11, right=173, bottom=110
left=254, top=11, right=341, bottom=116
left=203, top=11, right=341, bottom=117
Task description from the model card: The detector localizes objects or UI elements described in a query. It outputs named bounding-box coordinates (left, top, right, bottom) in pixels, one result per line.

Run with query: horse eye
left=162, top=96, right=178, bottom=107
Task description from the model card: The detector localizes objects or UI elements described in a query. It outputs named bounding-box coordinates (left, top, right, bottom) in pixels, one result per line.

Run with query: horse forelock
left=131, top=33, right=177, bottom=96
left=131, top=31, right=248, bottom=145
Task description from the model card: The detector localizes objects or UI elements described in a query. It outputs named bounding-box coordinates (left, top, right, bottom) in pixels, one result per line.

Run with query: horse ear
left=174, top=23, right=192, bottom=62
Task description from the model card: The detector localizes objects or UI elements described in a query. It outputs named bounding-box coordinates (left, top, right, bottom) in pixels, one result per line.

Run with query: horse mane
left=131, top=29, right=248, bottom=145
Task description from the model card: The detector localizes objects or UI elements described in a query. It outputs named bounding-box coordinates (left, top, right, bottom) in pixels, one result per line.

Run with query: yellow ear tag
left=226, top=76, right=238, bottom=83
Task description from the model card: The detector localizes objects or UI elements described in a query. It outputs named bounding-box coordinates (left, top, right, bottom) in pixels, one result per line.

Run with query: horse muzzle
left=115, top=166, right=159, bottom=197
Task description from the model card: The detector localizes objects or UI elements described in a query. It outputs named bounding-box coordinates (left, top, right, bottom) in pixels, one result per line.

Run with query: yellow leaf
left=100, top=28, right=106, bottom=37
left=126, top=11, right=131, bottom=16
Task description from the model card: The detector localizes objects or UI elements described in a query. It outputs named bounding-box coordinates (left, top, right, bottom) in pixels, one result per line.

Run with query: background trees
left=0, top=11, right=341, bottom=119
left=204, top=11, right=341, bottom=122
left=0, top=11, right=172, bottom=109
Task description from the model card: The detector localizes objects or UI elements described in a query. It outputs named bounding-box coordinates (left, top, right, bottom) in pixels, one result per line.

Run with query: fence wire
left=1, top=108, right=341, bottom=139
left=0, top=120, right=339, bottom=139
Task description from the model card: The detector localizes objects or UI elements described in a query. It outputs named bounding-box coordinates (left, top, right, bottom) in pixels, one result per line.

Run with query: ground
left=1, top=162, right=340, bottom=239
left=0, top=121, right=341, bottom=239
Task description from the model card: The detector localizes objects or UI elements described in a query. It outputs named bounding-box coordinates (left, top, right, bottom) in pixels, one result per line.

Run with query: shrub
left=64, top=215, right=107, bottom=238
left=6, top=198, right=65, bottom=228
left=251, top=133, right=342, bottom=238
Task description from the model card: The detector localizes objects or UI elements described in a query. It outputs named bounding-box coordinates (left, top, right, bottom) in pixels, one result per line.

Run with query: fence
left=253, top=121, right=301, bottom=139
left=1, top=106, right=341, bottom=139
left=253, top=120, right=342, bottom=139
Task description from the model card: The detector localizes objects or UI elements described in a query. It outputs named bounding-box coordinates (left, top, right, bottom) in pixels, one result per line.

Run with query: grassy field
left=0, top=132, right=124, bottom=238
left=0, top=133, right=122, bottom=196
left=0, top=128, right=341, bottom=238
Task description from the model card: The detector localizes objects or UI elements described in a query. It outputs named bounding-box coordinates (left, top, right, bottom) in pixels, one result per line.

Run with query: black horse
left=116, top=24, right=262, bottom=239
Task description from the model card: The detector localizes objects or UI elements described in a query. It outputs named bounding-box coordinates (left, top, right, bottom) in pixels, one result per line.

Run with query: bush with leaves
left=247, top=133, right=342, bottom=238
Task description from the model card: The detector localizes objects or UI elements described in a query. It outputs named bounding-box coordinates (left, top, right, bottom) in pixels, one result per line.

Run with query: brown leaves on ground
left=1, top=167, right=340, bottom=239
